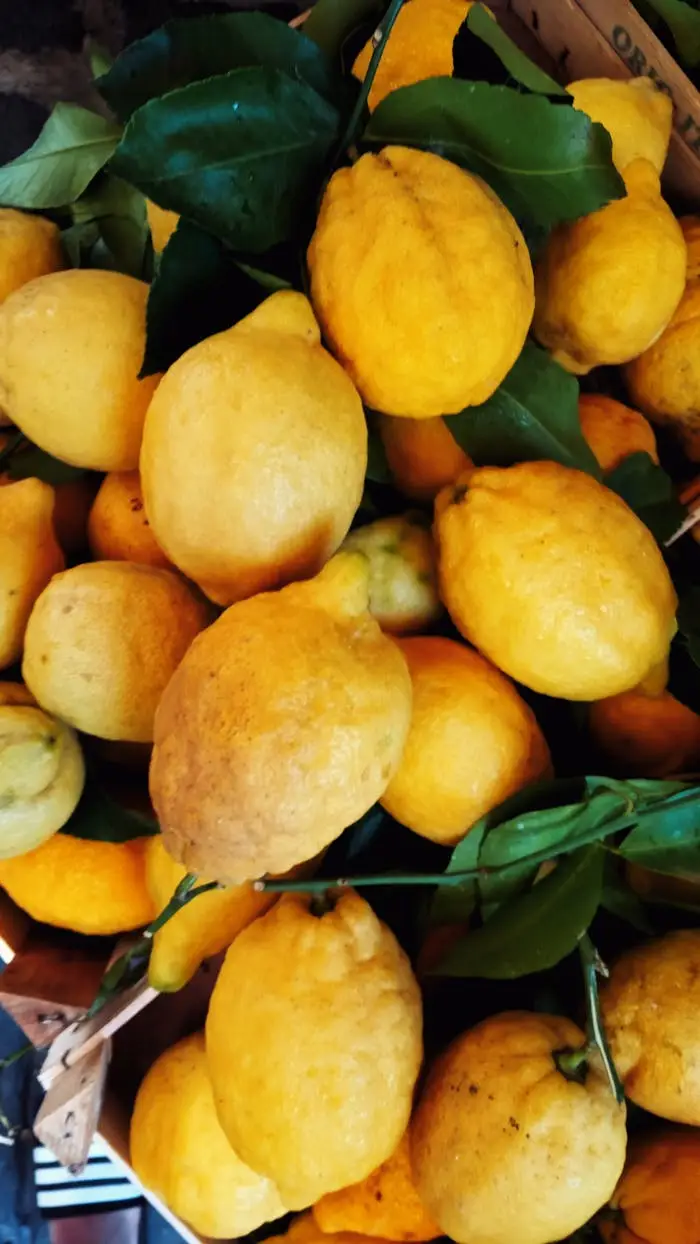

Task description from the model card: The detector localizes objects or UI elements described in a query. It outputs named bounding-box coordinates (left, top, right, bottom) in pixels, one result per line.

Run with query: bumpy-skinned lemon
left=600, top=1128, right=700, bottom=1244
left=308, top=148, right=534, bottom=419
left=314, top=1130, right=439, bottom=1242
left=534, top=159, right=686, bottom=374
left=0, top=479, right=64, bottom=670
left=0, top=681, right=84, bottom=858
left=601, top=930, right=700, bottom=1124
left=269, top=1213, right=390, bottom=1244
left=625, top=277, right=700, bottom=461
left=0, top=831, right=156, bottom=934
left=412, top=1011, right=627, bottom=1244
left=578, top=393, right=658, bottom=473
left=206, top=891, right=423, bottom=1209
left=0, top=208, right=61, bottom=309
left=353, top=0, right=473, bottom=111
left=568, top=77, right=673, bottom=175
left=0, top=436, right=96, bottom=555
left=0, top=269, right=159, bottom=470
left=341, top=515, right=441, bottom=635
left=131, top=1033, right=286, bottom=1239
left=140, top=291, right=366, bottom=606
left=435, top=461, right=677, bottom=700
left=378, top=415, right=471, bottom=502
left=145, top=835, right=277, bottom=992
left=88, top=470, right=171, bottom=568
left=381, top=637, right=551, bottom=845
left=23, top=561, right=209, bottom=743
left=146, top=200, right=179, bottom=254
left=151, top=553, right=412, bottom=882
left=589, top=688, right=700, bottom=777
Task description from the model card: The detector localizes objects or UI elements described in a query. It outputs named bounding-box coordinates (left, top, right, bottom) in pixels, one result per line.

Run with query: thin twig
left=334, top=0, right=406, bottom=158
left=579, top=933, right=625, bottom=1104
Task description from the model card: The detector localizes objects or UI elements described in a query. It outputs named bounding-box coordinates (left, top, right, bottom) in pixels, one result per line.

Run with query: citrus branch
left=336, top=0, right=406, bottom=156
left=579, top=933, right=625, bottom=1104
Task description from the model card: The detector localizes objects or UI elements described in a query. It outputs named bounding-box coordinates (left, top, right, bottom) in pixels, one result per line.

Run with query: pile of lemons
left=2, top=2, right=700, bottom=1241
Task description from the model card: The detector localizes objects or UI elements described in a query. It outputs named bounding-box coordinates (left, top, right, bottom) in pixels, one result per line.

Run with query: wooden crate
left=3, top=2, right=700, bottom=1241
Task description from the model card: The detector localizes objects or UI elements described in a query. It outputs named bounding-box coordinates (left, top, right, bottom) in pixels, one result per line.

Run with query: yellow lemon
left=151, top=553, right=412, bottom=882
left=0, top=831, right=156, bottom=934
left=0, top=269, right=159, bottom=469
left=378, top=415, right=471, bottom=502
left=600, top=1128, right=700, bottom=1244
left=131, top=1032, right=286, bottom=1239
left=680, top=214, right=700, bottom=281
left=625, top=278, right=700, bottom=460
left=589, top=688, right=700, bottom=776
left=601, top=930, right=700, bottom=1125
left=568, top=77, right=673, bottom=175
left=145, top=835, right=277, bottom=992
left=140, top=291, right=367, bottom=605
left=22, top=561, right=209, bottom=742
left=0, top=478, right=64, bottom=670
left=314, top=1130, right=440, bottom=1242
left=381, top=637, right=551, bottom=845
left=0, top=208, right=62, bottom=307
left=434, top=461, right=677, bottom=700
left=206, top=890, right=423, bottom=1209
left=353, top=0, right=473, bottom=111
left=0, top=681, right=84, bottom=858
left=341, top=515, right=442, bottom=635
left=578, top=393, right=658, bottom=473
left=412, top=1011, right=627, bottom=1244
left=146, top=200, right=179, bottom=254
left=269, top=1213, right=391, bottom=1244
left=534, top=159, right=686, bottom=374
left=308, top=147, right=534, bottom=418
left=88, top=470, right=171, bottom=568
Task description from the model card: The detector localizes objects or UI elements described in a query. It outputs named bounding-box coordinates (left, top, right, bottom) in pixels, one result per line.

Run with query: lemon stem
left=336, top=0, right=406, bottom=157
left=579, top=933, right=625, bottom=1104
left=553, top=1046, right=588, bottom=1083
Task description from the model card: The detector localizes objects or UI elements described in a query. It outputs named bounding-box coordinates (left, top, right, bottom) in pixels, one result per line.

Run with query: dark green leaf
left=62, top=780, right=159, bottom=843
left=430, top=846, right=604, bottom=978
left=61, top=219, right=101, bottom=267
left=619, top=783, right=700, bottom=877
left=111, top=68, right=339, bottom=254
left=302, top=0, right=382, bottom=57
left=642, top=0, right=700, bottom=65
left=98, top=12, right=346, bottom=121
left=69, top=175, right=149, bottom=277
left=141, top=219, right=266, bottom=376
left=236, top=262, right=292, bottom=293
left=605, top=452, right=686, bottom=544
left=5, top=443, right=86, bottom=486
left=677, top=588, right=700, bottom=670
left=0, top=104, right=122, bottom=210
left=445, top=342, right=601, bottom=476
left=601, top=858, right=653, bottom=933
left=363, top=79, right=624, bottom=230
left=464, top=4, right=566, bottom=95
left=429, top=821, right=483, bottom=926
left=366, top=422, right=391, bottom=484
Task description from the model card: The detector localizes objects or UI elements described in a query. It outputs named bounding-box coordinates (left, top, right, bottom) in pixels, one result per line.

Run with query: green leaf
left=0, top=103, right=122, bottom=210
left=363, top=79, right=624, bottom=230
left=642, top=0, right=700, bottom=66
left=464, top=4, right=566, bottom=95
left=111, top=68, right=339, bottom=254
left=600, top=858, right=653, bottom=933
left=235, top=262, right=292, bottom=293
left=605, top=452, right=686, bottom=544
left=302, top=0, right=382, bottom=57
left=445, top=342, right=601, bottom=476
left=677, top=588, right=700, bottom=670
left=430, top=846, right=604, bottom=978
left=141, top=219, right=267, bottom=376
left=62, top=780, right=159, bottom=844
left=5, top=442, right=86, bottom=486
left=98, top=12, right=346, bottom=121
left=87, top=40, right=113, bottom=80
left=619, top=783, right=700, bottom=877
left=61, top=219, right=100, bottom=267
left=72, top=175, right=149, bottom=278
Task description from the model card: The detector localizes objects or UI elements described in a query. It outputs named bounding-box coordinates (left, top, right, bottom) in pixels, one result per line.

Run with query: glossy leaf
left=605, top=452, right=686, bottom=544
left=642, top=0, right=700, bottom=66
left=445, top=343, right=601, bottom=476
left=98, top=11, right=346, bottom=120
left=0, top=103, right=122, bottom=209
left=302, top=0, right=382, bottom=57
left=363, top=79, right=624, bottom=230
left=619, top=783, right=700, bottom=877
left=72, top=175, right=149, bottom=278
left=63, top=781, right=159, bottom=843
left=141, top=219, right=265, bottom=376
left=111, top=67, right=339, bottom=254
left=430, top=846, right=604, bottom=978
left=462, top=4, right=566, bottom=94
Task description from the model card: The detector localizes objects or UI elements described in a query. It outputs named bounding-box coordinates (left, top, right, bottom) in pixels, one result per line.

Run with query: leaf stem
left=579, top=933, right=625, bottom=1105
left=336, top=0, right=406, bottom=156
